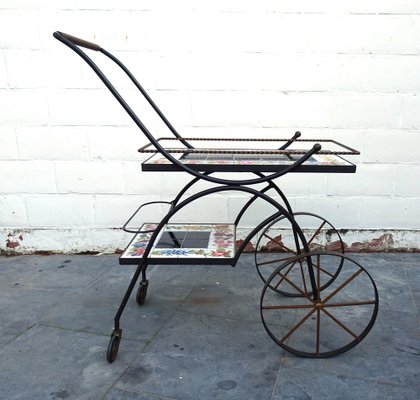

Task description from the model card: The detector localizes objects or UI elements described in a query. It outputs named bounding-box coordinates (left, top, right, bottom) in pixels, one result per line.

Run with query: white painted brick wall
left=26, top=195, right=94, bottom=227
left=16, top=127, right=89, bottom=160
left=327, top=165, right=395, bottom=197
left=0, top=1, right=419, bottom=253
left=402, top=95, right=420, bottom=129
left=0, top=127, right=18, bottom=159
left=94, top=194, right=161, bottom=227
left=362, top=131, right=420, bottom=163
left=0, top=195, right=27, bottom=226
left=0, top=90, right=49, bottom=125
left=0, top=161, right=56, bottom=193
left=55, top=161, right=125, bottom=194
left=0, top=53, right=7, bottom=88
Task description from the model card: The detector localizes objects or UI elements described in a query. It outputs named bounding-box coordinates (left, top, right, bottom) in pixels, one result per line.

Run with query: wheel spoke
left=313, top=249, right=335, bottom=279
left=280, top=308, right=316, bottom=344
left=322, top=268, right=363, bottom=304
left=321, top=308, right=358, bottom=339
left=298, top=260, right=308, bottom=294
left=323, top=300, right=376, bottom=308
left=318, top=265, right=335, bottom=278
left=257, top=254, right=297, bottom=267
left=316, top=254, right=321, bottom=300
left=273, top=262, right=296, bottom=289
left=262, top=304, right=314, bottom=310
left=307, top=221, right=326, bottom=247
left=276, top=270, right=316, bottom=304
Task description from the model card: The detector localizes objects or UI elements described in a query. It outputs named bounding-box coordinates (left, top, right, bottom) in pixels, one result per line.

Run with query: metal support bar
left=113, top=261, right=147, bottom=330
left=278, top=131, right=301, bottom=150
left=122, top=201, right=172, bottom=234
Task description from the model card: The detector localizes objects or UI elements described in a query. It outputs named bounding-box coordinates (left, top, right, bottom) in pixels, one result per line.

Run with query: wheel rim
left=107, top=335, right=120, bottom=362
left=260, top=252, right=378, bottom=358
left=255, top=212, right=345, bottom=296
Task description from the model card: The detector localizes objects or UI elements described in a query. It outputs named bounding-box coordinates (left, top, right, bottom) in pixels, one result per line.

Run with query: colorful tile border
left=121, top=223, right=235, bottom=260
left=312, top=154, right=349, bottom=166
left=144, top=153, right=351, bottom=167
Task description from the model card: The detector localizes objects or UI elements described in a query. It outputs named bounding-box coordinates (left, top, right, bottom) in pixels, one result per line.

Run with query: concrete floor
left=0, top=253, right=419, bottom=400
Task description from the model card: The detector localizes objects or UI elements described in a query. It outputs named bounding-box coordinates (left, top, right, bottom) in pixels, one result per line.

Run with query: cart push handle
left=53, top=31, right=323, bottom=185
left=53, top=30, right=195, bottom=150
left=54, top=31, right=101, bottom=51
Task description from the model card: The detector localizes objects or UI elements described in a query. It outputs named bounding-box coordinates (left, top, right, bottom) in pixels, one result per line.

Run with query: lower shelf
left=119, top=223, right=236, bottom=265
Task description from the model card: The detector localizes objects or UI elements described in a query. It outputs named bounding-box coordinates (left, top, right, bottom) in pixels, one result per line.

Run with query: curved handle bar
left=53, top=31, right=322, bottom=185
left=54, top=31, right=101, bottom=51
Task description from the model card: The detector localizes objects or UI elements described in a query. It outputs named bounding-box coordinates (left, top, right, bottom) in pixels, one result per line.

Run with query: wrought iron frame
left=53, top=31, right=378, bottom=363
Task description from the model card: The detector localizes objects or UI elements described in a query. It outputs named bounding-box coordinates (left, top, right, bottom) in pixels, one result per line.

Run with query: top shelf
left=140, top=137, right=358, bottom=174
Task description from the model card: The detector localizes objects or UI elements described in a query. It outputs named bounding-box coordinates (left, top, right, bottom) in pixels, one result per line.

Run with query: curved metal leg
left=107, top=260, right=148, bottom=363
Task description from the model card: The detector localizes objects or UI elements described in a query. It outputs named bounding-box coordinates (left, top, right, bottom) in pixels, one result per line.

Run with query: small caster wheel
left=107, top=329, right=122, bottom=363
left=136, top=280, right=149, bottom=306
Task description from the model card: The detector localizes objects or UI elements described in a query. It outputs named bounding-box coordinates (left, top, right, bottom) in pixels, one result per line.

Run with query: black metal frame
left=53, top=31, right=377, bottom=363
left=119, top=171, right=299, bottom=262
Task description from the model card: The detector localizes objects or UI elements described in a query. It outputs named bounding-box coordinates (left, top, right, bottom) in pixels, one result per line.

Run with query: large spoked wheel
left=260, top=252, right=378, bottom=358
left=255, top=212, right=345, bottom=296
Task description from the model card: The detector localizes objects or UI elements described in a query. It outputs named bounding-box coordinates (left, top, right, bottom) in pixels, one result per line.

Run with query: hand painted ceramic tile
left=312, top=154, right=349, bottom=165
left=145, top=152, right=352, bottom=169
left=121, top=223, right=236, bottom=261
left=206, top=224, right=235, bottom=258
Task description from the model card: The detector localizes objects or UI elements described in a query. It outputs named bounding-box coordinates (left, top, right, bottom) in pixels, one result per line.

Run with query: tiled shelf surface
left=120, top=223, right=236, bottom=265
left=142, top=152, right=356, bottom=173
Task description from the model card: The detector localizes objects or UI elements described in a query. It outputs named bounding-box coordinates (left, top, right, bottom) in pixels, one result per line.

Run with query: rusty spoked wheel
left=260, top=252, right=378, bottom=358
left=255, top=212, right=345, bottom=297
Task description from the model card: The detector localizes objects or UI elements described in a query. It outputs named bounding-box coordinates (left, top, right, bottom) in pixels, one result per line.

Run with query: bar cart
left=53, top=32, right=379, bottom=363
